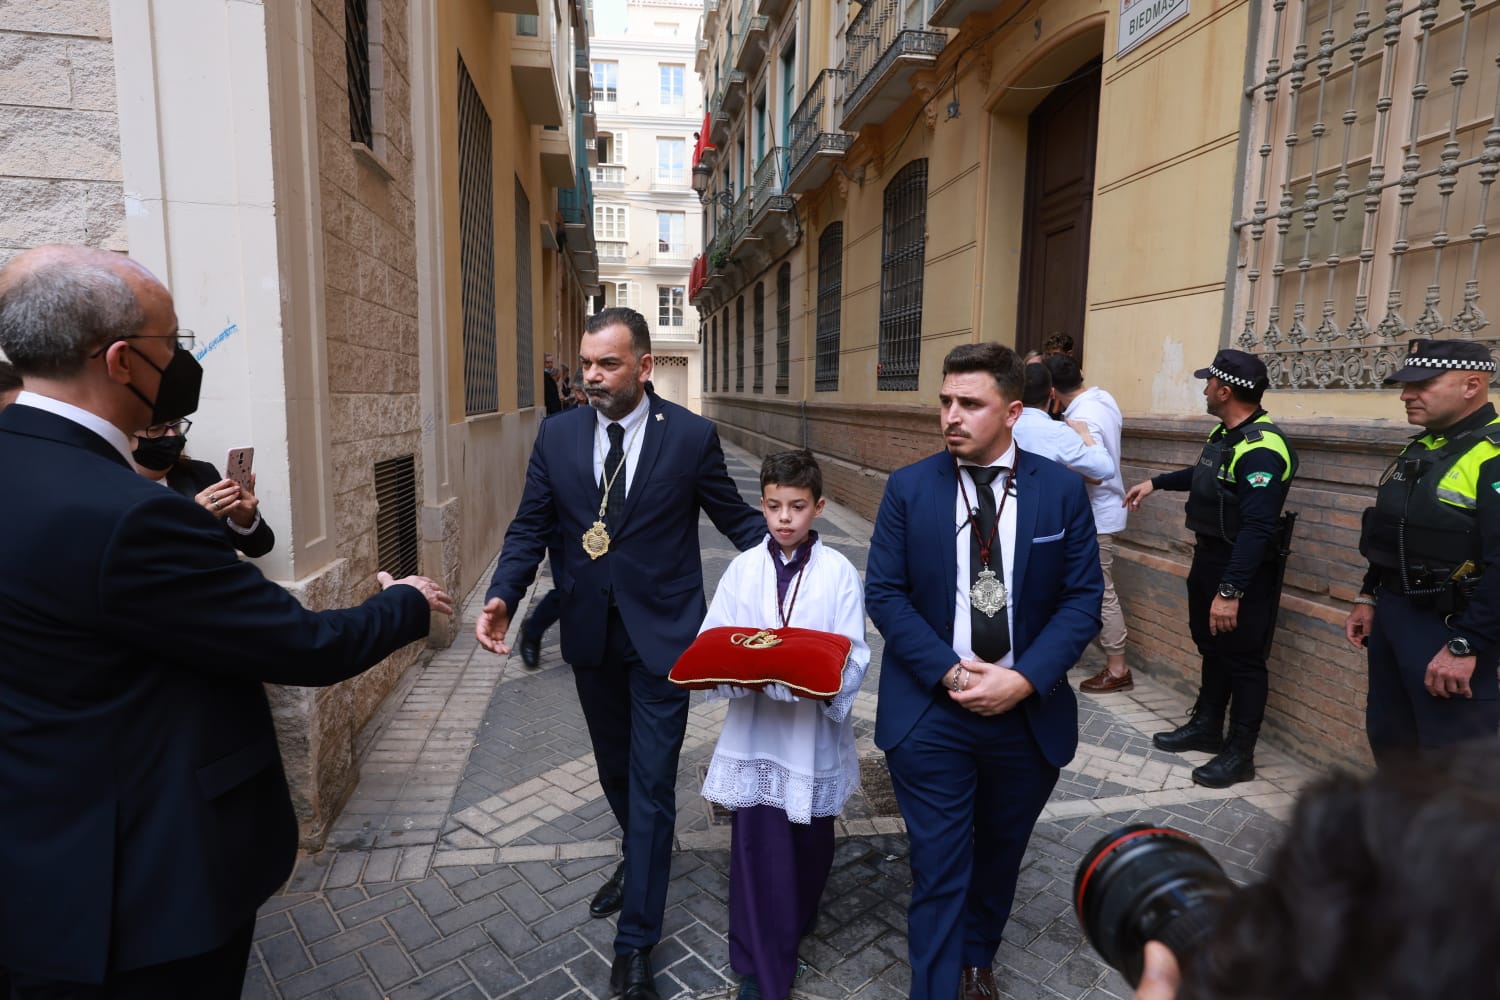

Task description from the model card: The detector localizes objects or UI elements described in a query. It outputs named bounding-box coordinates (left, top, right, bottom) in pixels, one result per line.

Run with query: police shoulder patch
left=1491, top=480, right=1500, bottom=495
left=1245, top=470, right=1274, bottom=488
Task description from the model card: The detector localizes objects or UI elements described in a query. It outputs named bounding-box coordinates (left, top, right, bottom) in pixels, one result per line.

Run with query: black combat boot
left=1152, top=699, right=1226, bottom=753
left=1191, top=724, right=1257, bottom=788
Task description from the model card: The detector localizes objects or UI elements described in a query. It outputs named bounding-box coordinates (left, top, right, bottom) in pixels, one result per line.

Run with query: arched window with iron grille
left=735, top=296, right=746, bottom=392
left=815, top=223, right=843, bottom=392
left=775, top=264, right=790, bottom=395
left=753, top=283, right=765, bottom=394
left=878, top=159, right=928, bottom=392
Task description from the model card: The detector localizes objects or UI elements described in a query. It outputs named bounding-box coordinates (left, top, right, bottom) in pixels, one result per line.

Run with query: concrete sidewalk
left=242, top=443, right=1314, bottom=1000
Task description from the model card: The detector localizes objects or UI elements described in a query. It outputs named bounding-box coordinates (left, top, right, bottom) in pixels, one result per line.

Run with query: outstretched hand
left=377, top=570, right=454, bottom=617
left=476, top=597, right=512, bottom=654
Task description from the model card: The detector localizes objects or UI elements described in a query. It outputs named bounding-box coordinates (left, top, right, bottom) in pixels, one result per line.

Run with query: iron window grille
left=457, top=56, right=498, bottom=415
left=776, top=263, right=791, bottom=394
left=816, top=223, right=844, bottom=391
left=1232, top=0, right=1500, bottom=388
left=722, top=307, right=732, bottom=389
left=878, top=159, right=928, bottom=391
left=753, top=283, right=765, bottom=393
left=709, top=316, right=717, bottom=391
left=345, top=0, right=374, bottom=147
left=515, top=177, right=534, bottom=409
left=736, top=296, right=746, bottom=391
left=374, top=454, right=419, bottom=579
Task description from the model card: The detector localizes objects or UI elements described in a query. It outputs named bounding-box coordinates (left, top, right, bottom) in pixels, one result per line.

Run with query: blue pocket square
left=1031, top=530, right=1066, bottom=544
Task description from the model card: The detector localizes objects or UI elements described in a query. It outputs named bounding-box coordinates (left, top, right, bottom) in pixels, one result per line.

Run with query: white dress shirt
left=591, top=391, right=651, bottom=494
left=952, top=443, right=1017, bottom=668
left=12, top=391, right=135, bottom=467
left=1063, top=386, right=1128, bottom=534
left=1011, top=406, right=1115, bottom=482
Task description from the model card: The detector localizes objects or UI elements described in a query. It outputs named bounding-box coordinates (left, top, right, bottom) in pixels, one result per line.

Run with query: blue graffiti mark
left=193, top=323, right=238, bottom=362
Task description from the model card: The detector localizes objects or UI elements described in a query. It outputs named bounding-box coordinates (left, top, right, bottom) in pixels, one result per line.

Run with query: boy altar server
left=699, top=450, right=871, bottom=1000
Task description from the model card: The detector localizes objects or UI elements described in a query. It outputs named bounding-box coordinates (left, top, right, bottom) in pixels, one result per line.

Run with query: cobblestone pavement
left=243, top=444, right=1314, bottom=1000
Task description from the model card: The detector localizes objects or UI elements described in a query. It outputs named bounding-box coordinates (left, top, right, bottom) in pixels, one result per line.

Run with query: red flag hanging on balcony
left=689, top=253, right=706, bottom=301
left=691, top=112, right=715, bottom=168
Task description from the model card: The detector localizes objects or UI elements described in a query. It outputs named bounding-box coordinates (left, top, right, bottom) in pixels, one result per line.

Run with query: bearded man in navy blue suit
left=866, top=342, right=1103, bottom=1000
left=476, top=307, right=763, bottom=1000
left=0, top=245, right=451, bottom=997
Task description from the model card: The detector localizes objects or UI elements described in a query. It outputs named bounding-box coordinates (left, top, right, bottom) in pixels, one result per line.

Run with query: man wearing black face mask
left=0, top=245, right=453, bottom=997
left=133, top=417, right=276, bottom=558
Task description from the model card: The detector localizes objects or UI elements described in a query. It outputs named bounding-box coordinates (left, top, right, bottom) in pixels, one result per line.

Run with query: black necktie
left=603, top=422, right=626, bottom=526
left=967, top=465, right=1011, bottom=662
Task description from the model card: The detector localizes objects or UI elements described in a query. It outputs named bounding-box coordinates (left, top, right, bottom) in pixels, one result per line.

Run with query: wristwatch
left=1217, top=584, right=1245, bottom=600
left=1447, top=637, right=1475, bottom=657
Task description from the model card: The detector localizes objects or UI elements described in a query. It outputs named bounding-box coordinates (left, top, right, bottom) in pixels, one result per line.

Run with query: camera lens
left=1074, top=823, right=1236, bottom=987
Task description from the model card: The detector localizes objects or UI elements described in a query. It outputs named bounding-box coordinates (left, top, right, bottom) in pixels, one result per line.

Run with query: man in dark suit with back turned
left=0, top=245, right=452, bottom=998
left=866, top=342, right=1104, bottom=1000
left=476, top=307, right=763, bottom=1000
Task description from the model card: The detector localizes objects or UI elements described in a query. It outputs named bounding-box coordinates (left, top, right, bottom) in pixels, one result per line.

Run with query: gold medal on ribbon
left=970, top=568, right=1007, bottom=618
left=582, top=520, right=611, bottom=560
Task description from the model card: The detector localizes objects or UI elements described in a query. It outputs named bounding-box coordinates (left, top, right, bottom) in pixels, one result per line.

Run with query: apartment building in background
left=590, top=0, right=705, bottom=411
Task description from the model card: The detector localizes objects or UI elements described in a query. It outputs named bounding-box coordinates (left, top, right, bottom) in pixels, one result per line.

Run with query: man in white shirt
left=1010, top=362, right=1115, bottom=484
left=1046, top=354, right=1133, bottom=692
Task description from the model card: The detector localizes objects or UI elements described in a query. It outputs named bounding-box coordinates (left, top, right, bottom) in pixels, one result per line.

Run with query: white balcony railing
left=592, top=164, right=626, bottom=187
left=651, top=167, right=690, bottom=189
left=597, top=240, right=628, bottom=263
left=653, top=244, right=692, bottom=264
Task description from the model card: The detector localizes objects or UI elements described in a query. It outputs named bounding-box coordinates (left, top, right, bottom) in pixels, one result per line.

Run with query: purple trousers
left=729, top=804, right=835, bottom=1000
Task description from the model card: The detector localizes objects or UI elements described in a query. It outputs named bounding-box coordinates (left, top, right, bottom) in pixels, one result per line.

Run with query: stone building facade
left=0, top=2, right=125, bottom=263
left=0, top=0, right=598, bottom=843
left=691, top=0, right=1499, bottom=768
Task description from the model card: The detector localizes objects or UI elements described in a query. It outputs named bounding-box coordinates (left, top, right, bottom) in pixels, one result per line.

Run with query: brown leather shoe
left=961, top=966, right=998, bottom=999
left=1080, top=666, right=1134, bottom=693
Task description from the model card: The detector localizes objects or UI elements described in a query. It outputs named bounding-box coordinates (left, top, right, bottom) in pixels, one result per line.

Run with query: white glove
left=763, top=682, right=801, bottom=703
left=715, top=683, right=752, bottom=700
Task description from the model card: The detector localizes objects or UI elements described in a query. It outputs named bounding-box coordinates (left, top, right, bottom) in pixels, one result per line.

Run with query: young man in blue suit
left=866, top=342, right=1104, bottom=1000
left=476, top=307, right=763, bottom=1000
left=0, top=245, right=451, bottom=997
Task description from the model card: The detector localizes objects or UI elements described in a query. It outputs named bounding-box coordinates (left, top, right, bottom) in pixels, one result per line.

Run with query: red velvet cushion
left=669, top=626, right=852, bottom=699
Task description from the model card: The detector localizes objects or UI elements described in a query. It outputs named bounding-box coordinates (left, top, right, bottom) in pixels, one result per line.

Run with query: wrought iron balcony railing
left=787, top=68, right=852, bottom=186
left=840, top=0, right=945, bottom=124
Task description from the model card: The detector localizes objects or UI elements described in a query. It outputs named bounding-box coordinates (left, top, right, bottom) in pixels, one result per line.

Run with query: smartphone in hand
left=226, top=447, right=255, bottom=491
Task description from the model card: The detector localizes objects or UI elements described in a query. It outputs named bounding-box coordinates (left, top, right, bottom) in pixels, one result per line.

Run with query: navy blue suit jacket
left=866, top=448, right=1104, bottom=766
left=487, top=394, right=763, bottom=673
left=0, top=405, right=431, bottom=983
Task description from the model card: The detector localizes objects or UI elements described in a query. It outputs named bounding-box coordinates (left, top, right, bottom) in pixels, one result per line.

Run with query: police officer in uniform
left=1124, top=349, right=1297, bottom=787
left=1345, top=339, right=1500, bottom=763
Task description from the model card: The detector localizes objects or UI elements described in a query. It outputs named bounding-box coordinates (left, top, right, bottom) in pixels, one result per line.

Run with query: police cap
left=1383, top=338, right=1497, bottom=383
left=1193, top=349, right=1270, bottom=391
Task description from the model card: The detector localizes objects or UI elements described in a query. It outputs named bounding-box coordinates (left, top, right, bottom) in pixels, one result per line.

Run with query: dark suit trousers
left=885, top=697, right=1058, bottom=1000
left=572, top=607, right=691, bottom=955
left=6, top=919, right=253, bottom=999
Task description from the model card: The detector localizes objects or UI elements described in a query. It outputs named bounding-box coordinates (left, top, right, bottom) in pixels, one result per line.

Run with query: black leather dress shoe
left=608, top=948, right=658, bottom=1000
left=590, top=861, right=626, bottom=918
left=518, top=620, right=541, bottom=669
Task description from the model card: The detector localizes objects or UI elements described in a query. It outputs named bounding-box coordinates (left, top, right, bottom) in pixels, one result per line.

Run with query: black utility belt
left=1377, top=569, right=1481, bottom=612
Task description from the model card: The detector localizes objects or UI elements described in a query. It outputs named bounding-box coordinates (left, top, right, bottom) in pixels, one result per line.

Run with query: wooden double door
left=1015, top=58, right=1102, bottom=364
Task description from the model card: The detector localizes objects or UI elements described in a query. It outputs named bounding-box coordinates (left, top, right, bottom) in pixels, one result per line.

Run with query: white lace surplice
left=699, top=538, right=871, bottom=823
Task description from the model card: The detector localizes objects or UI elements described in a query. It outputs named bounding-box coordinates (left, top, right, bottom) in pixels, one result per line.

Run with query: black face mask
left=132, top=433, right=187, bottom=471
left=126, top=344, right=203, bottom=425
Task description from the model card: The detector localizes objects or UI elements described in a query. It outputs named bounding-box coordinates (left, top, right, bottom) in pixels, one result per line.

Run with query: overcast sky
left=593, top=0, right=626, bottom=35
